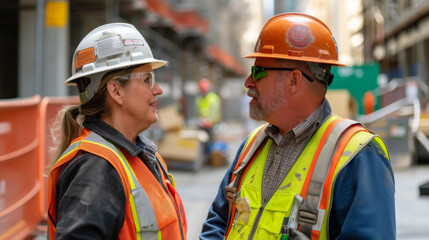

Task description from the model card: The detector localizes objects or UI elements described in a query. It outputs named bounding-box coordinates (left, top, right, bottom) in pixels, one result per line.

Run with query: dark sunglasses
left=251, top=66, right=314, bottom=82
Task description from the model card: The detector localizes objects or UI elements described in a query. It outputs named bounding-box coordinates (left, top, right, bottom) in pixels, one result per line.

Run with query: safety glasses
left=130, top=71, right=156, bottom=89
left=251, top=66, right=314, bottom=82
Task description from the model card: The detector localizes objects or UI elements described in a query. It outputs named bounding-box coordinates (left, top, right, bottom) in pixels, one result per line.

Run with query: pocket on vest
left=261, top=194, right=294, bottom=233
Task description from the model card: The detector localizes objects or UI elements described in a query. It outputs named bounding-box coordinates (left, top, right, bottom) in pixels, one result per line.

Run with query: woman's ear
left=107, top=81, right=124, bottom=105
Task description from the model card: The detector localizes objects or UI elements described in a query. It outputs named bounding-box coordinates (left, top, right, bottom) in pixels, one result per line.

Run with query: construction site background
left=3, top=0, right=429, bottom=239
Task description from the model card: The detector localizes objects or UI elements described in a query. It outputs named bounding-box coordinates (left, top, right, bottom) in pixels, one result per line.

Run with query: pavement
left=394, top=165, right=429, bottom=239
left=171, top=166, right=230, bottom=240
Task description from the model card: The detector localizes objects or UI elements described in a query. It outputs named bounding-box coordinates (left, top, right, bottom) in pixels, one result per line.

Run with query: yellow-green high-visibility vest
left=196, top=92, right=221, bottom=125
left=225, top=115, right=389, bottom=240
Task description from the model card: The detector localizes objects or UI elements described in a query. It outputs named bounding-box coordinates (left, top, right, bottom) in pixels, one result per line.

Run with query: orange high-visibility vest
left=47, top=128, right=187, bottom=240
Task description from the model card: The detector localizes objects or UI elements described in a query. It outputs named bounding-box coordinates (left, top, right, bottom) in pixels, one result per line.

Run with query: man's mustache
left=247, top=88, right=259, bottom=98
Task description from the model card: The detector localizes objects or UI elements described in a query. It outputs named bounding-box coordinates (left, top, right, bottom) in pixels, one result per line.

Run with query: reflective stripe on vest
left=314, top=132, right=388, bottom=240
left=225, top=115, right=389, bottom=240
left=60, top=132, right=161, bottom=240
left=47, top=130, right=187, bottom=240
left=298, top=119, right=365, bottom=238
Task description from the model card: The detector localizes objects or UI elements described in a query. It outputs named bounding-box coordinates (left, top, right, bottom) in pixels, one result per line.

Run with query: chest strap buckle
left=298, top=208, right=318, bottom=225
left=298, top=195, right=319, bottom=225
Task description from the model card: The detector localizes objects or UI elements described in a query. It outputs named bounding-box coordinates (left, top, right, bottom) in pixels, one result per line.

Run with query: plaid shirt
left=261, top=105, right=322, bottom=203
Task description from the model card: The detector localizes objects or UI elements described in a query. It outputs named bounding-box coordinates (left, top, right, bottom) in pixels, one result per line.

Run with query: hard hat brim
left=64, top=58, right=167, bottom=85
left=242, top=53, right=346, bottom=67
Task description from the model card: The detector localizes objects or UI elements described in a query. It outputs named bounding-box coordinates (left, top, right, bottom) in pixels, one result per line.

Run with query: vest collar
left=83, top=118, right=143, bottom=157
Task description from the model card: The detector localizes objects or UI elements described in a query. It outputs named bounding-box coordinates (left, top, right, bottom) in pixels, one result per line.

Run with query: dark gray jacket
left=53, top=118, right=161, bottom=240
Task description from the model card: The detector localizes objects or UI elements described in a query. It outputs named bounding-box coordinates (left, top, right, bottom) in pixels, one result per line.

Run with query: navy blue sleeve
left=329, top=142, right=396, bottom=240
left=199, top=140, right=246, bottom=240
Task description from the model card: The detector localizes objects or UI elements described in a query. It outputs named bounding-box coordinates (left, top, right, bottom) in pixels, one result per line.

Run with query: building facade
left=362, top=0, right=429, bottom=107
left=0, top=0, right=263, bottom=121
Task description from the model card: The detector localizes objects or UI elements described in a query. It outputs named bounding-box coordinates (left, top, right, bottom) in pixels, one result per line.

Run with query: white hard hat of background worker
left=66, top=23, right=167, bottom=104
left=243, top=13, right=345, bottom=85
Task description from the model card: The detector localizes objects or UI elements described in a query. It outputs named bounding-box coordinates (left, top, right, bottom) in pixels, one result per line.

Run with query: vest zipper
left=248, top=201, right=267, bottom=240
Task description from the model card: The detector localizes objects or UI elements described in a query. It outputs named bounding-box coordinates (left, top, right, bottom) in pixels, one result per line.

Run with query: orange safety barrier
left=0, top=95, right=42, bottom=240
left=38, top=96, right=80, bottom=220
left=0, top=95, right=80, bottom=240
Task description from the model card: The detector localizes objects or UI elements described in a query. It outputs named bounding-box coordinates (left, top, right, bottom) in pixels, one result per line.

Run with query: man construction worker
left=200, top=13, right=395, bottom=240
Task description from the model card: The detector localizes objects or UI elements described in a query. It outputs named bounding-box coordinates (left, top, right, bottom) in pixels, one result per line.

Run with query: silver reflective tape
left=85, top=132, right=140, bottom=185
left=132, top=186, right=159, bottom=232
left=140, top=232, right=159, bottom=240
left=85, top=132, right=160, bottom=236
left=59, top=140, right=81, bottom=159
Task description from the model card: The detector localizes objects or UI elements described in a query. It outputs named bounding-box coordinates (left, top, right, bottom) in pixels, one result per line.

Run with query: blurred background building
left=0, top=0, right=265, bottom=124
left=1, top=0, right=429, bottom=188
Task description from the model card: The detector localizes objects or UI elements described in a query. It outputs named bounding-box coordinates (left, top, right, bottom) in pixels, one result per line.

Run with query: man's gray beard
left=247, top=82, right=287, bottom=121
left=248, top=88, right=266, bottom=121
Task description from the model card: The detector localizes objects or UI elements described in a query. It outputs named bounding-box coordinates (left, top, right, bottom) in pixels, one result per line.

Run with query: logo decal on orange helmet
left=286, top=25, right=314, bottom=49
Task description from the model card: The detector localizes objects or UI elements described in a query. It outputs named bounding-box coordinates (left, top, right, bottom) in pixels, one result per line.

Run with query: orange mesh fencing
left=0, top=95, right=79, bottom=240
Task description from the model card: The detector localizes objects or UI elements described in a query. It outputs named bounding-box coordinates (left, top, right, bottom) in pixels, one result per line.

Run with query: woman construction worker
left=47, top=23, right=187, bottom=240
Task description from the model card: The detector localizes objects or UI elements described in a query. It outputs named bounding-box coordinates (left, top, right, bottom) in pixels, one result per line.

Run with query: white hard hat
left=66, top=22, right=166, bottom=103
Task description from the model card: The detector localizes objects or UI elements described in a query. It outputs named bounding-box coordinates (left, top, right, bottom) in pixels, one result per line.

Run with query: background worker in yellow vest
left=200, top=13, right=395, bottom=240
left=196, top=78, right=221, bottom=153
left=196, top=78, right=221, bottom=132
left=47, top=23, right=187, bottom=240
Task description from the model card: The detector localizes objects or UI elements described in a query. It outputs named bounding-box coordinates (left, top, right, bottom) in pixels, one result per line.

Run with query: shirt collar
left=265, top=99, right=329, bottom=144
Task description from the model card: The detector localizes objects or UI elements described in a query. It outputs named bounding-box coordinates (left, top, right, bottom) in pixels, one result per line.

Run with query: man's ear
left=106, top=81, right=124, bottom=105
left=288, top=70, right=302, bottom=94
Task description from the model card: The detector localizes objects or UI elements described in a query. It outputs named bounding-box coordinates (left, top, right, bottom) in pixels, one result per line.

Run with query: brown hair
left=48, top=66, right=139, bottom=169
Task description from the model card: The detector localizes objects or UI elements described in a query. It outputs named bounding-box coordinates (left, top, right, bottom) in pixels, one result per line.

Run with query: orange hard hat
left=243, top=13, right=345, bottom=67
left=198, top=78, right=211, bottom=92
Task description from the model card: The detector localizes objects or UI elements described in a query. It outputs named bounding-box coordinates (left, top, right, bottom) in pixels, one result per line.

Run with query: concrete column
left=42, top=26, right=68, bottom=96
left=18, top=0, right=37, bottom=97
left=42, top=0, right=69, bottom=97
left=18, top=0, right=69, bottom=97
